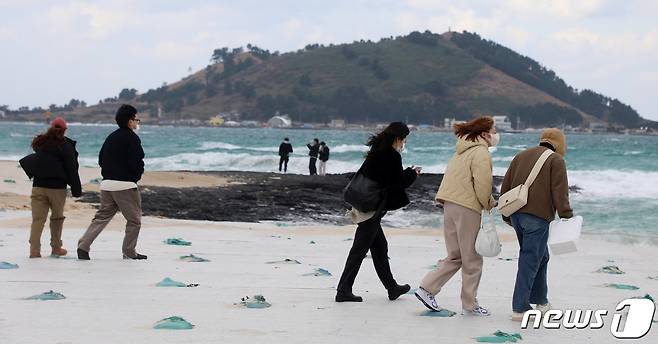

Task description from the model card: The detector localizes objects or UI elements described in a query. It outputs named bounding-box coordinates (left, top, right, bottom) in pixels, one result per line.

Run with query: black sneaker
left=123, top=253, right=148, bottom=260
left=388, top=284, right=411, bottom=301
left=335, top=291, right=363, bottom=302
left=77, top=248, right=90, bottom=260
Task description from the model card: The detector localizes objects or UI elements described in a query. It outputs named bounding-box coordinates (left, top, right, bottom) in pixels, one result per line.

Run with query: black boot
left=388, top=284, right=411, bottom=301
left=123, top=253, right=148, bottom=260
left=335, top=291, right=363, bottom=302
left=77, top=248, right=90, bottom=260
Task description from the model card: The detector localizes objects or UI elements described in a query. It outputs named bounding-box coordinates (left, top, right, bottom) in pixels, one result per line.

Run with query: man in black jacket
left=306, top=138, right=320, bottom=175
left=278, top=137, right=293, bottom=173
left=77, top=104, right=147, bottom=260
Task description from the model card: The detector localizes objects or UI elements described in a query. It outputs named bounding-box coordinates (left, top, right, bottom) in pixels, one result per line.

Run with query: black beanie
left=115, top=104, right=137, bottom=128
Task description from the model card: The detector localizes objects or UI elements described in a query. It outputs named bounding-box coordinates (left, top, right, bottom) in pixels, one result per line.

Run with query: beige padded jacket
left=436, top=138, right=495, bottom=213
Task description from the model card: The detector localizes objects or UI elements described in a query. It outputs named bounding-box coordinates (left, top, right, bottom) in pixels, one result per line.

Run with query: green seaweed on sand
left=164, top=238, right=191, bottom=246
left=303, top=268, right=332, bottom=277
left=475, top=330, right=523, bottom=343
left=420, top=309, right=457, bottom=317
left=179, top=254, right=210, bottom=262
left=24, top=290, right=66, bottom=300
left=153, top=316, right=194, bottom=330
left=239, top=295, right=271, bottom=309
left=602, top=283, right=639, bottom=290
left=266, top=258, right=301, bottom=264
left=595, top=266, right=625, bottom=274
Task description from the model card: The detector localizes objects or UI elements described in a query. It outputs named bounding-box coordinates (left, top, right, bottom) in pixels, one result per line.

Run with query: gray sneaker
left=414, top=287, right=441, bottom=311
left=463, top=305, right=491, bottom=316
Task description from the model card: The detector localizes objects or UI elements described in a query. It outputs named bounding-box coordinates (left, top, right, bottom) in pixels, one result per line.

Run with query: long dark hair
left=32, top=127, right=66, bottom=151
left=365, top=122, right=409, bottom=159
left=453, top=116, right=494, bottom=142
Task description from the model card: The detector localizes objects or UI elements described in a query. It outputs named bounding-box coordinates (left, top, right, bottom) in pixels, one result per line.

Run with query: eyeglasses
left=132, top=118, right=141, bottom=122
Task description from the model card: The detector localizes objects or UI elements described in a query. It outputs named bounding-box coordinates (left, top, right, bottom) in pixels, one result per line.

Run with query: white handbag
left=475, top=210, right=501, bottom=257
left=497, top=150, right=554, bottom=217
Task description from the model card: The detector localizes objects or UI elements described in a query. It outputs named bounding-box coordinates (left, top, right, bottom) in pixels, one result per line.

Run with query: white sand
left=1, top=212, right=656, bottom=343
left=1, top=161, right=656, bottom=343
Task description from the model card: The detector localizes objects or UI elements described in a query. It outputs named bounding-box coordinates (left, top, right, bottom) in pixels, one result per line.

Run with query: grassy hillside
left=7, top=30, right=651, bottom=128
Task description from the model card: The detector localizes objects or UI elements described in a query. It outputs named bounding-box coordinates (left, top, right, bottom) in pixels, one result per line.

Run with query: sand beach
left=1, top=160, right=656, bottom=343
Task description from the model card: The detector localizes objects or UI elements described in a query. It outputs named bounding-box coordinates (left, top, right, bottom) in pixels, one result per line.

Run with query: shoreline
left=2, top=120, right=656, bottom=136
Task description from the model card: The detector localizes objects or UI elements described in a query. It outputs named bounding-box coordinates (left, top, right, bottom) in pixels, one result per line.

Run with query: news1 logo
left=521, top=298, right=655, bottom=339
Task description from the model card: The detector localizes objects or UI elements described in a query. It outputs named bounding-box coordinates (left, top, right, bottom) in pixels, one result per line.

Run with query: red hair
left=453, top=116, right=494, bottom=142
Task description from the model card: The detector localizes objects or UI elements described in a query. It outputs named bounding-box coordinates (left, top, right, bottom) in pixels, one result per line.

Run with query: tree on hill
left=118, top=88, right=138, bottom=100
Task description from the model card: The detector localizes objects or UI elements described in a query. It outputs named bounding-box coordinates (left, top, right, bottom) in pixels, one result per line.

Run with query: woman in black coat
left=336, top=122, right=420, bottom=302
left=25, top=117, right=81, bottom=258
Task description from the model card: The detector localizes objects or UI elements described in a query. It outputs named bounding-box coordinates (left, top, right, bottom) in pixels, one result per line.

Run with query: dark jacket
left=278, top=142, right=293, bottom=157
left=307, top=143, right=319, bottom=158
left=360, top=147, right=417, bottom=211
left=99, top=127, right=144, bottom=183
left=31, top=137, right=82, bottom=197
left=319, top=146, right=330, bottom=162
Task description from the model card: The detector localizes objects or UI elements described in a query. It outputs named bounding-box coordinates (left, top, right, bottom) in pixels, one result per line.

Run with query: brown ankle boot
left=51, top=247, right=68, bottom=257
left=30, top=249, right=42, bottom=258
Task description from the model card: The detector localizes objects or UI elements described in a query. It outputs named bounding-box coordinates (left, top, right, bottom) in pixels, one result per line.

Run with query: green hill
left=8, top=30, right=652, bottom=128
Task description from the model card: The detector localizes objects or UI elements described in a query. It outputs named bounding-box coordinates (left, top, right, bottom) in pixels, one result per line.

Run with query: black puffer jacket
left=32, top=137, right=82, bottom=197
left=278, top=142, right=293, bottom=157
left=98, top=127, right=144, bottom=183
left=360, top=147, right=417, bottom=211
left=307, top=143, right=319, bottom=158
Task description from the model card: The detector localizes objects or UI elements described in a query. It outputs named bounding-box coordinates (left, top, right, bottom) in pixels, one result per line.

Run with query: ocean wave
left=568, top=170, right=658, bottom=198
left=199, top=141, right=243, bottom=150
left=330, top=144, right=368, bottom=153
left=409, top=146, right=454, bottom=152
left=199, top=141, right=279, bottom=152
left=623, top=151, right=643, bottom=156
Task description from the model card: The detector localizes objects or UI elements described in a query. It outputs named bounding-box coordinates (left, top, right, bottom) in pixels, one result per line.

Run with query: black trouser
left=337, top=214, right=397, bottom=293
left=309, top=157, right=317, bottom=175
left=279, top=156, right=289, bottom=172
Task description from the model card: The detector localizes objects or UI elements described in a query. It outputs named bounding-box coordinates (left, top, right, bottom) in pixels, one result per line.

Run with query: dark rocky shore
left=79, top=172, right=511, bottom=225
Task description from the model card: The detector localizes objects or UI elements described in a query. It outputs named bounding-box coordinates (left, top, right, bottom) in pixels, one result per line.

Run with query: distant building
left=328, top=119, right=346, bottom=128
left=240, top=120, right=261, bottom=128
left=267, top=115, right=292, bottom=128
left=207, top=116, right=224, bottom=126
left=589, top=121, right=608, bottom=133
left=0, top=110, right=5, bottom=118
left=224, top=121, right=241, bottom=127
left=493, top=115, right=513, bottom=132
left=444, top=118, right=465, bottom=129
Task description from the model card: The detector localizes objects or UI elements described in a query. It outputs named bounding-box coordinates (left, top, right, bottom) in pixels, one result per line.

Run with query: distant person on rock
left=318, top=141, right=330, bottom=176
left=278, top=137, right=293, bottom=173
left=22, top=117, right=82, bottom=258
left=336, top=122, right=421, bottom=303
left=307, top=138, right=320, bottom=175
left=77, top=104, right=147, bottom=261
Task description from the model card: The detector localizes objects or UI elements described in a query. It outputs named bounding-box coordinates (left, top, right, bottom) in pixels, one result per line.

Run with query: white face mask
left=489, top=133, right=500, bottom=147
left=134, top=124, right=140, bottom=133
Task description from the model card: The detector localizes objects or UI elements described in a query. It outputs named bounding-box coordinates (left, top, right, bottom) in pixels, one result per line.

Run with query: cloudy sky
left=1, top=0, right=657, bottom=120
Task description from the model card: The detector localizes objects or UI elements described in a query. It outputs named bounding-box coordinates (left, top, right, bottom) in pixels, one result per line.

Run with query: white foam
left=568, top=170, right=658, bottom=198
left=199, top=141, right=242, bottom=150
left=330, top=144, right=368, bottom=153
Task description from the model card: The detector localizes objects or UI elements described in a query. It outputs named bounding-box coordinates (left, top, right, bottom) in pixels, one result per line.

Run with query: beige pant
left=78, top=188, right=142, bottom=257
left=30, top=187, right=67, bottom=251
left=420, top=201, right=483, bottom=310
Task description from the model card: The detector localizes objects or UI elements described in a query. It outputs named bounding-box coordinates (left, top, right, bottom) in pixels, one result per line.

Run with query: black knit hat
left=115, top=104, right=137, bottom=128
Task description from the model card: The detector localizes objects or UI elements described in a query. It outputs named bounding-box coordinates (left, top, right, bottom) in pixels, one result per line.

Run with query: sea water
left=2, top=122, right=657, bottom=241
